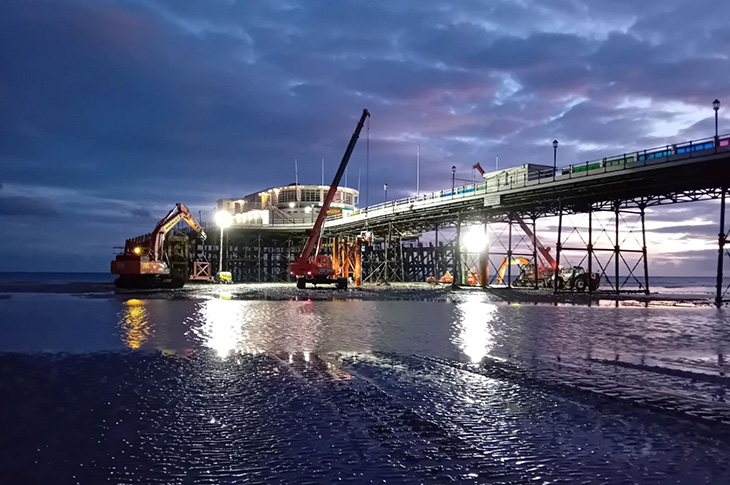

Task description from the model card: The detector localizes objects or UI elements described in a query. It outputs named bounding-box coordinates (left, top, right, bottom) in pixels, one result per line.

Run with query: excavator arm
left=496, top=257, right=529, bottom=284
left=124, top=203, right=206, bottom=261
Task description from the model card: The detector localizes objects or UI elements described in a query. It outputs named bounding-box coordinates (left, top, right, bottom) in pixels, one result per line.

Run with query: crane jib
left=299, top=109, right=370, bottom=262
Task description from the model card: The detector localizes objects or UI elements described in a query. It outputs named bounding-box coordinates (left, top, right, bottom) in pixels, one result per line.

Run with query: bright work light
left=461, top=226, right=488, bottom=253
left=215, top=210, right=233, bottom=228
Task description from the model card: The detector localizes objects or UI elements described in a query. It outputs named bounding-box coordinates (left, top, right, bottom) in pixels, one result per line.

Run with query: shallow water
left=2, top=289, right=730, bottom=483
left=1, top=291, right=728, bottom=368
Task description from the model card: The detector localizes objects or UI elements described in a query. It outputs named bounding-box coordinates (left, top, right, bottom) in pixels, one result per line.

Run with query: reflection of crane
left=290, top=109, right=370, bottom=289
left=111, top=203, right=207, bottom=288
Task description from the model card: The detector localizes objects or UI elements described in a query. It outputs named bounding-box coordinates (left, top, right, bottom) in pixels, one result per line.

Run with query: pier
left=195, top=133, right=730, bottom=306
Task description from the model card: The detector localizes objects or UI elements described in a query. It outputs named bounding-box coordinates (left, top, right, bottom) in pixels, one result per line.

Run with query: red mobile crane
left=111, top=203, right=207, bottom=288
left=290, top=109, right=370, bottom=289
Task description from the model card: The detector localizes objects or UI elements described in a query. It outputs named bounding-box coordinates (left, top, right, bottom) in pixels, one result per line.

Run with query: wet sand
left=2, top=280, right=729, bottom=482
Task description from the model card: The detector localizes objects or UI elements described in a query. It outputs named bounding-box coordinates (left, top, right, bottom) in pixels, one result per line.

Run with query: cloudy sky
left=0, top=0, right=728, bottom=275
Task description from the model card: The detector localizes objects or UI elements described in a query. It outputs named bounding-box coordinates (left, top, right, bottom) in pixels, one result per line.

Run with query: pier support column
left=587, top=207, right=594, bottom=294
left=434, top=225, right=440, bottom=280
left=332, top=238, right=341, bottom=278
left=717, top=188, right=727, bottom=308
left=615, top=201, right=620, bottom=304
left=554, top=200, right=563, bottom=293
left=532, top=216, right=539, bottom=290
left=507, top=215, right=513, bottom=288
left=257, top=235, right=262, bottom=282
left=355, top=239, right=362, bottom=286
left=454, top=213, right=462, bottom=288
left=480, top=217, right=488, bottom=288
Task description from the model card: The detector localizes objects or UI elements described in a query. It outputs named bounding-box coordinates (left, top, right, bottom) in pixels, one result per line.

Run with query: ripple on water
left=2, top=351, right=730, bottom=483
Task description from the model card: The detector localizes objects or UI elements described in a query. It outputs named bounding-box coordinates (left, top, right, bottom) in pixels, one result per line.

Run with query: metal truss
left=363, top=222, right=406, bottom=284
left=591, top=187, right=726, bottom=211
left=195, top=229, right=304, bottom=282
left=556, top=200, right=649, bottom=297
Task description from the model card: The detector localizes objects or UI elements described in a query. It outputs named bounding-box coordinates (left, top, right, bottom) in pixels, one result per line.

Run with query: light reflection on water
left=3, top=292, right=725, bottom=370
left=452, top=295, right=497, bottom=363
left=119, top=299, right=150, bottom=349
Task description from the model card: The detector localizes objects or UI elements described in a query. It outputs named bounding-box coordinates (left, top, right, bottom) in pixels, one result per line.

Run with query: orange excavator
left=496, top=257, right=530, bottom=284
left=290, top=109, right=370, bottom=290
left=111, top=203, right=206, bottom=288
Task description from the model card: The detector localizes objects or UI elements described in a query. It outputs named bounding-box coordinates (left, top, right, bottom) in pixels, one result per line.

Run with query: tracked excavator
left=290, top=109, right=370, bottom=289
left=111, top=203, right=206, bottom=289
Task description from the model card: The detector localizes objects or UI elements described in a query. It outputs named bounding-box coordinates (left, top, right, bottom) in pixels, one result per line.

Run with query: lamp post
left=552, top=139, right=559, bottom=180
left=383, top=183, right=388, bottom=202
left=713, top=99, right=721, bottom=144
left=215, top=210, right=233, bottom=275
left=416, top=144, right=420, bottom=196
left=451, top=165, right=456, bottom=196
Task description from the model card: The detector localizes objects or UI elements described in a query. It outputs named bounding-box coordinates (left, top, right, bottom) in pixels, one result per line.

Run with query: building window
left=302, top=189, right=318, bottom=202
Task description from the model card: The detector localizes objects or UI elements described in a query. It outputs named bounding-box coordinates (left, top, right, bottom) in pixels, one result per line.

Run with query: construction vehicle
left=468, top=168, right=601, bottom=291
left=111, top=203, right=206, bottom=289
left=290, top=109, right=370, bottom=289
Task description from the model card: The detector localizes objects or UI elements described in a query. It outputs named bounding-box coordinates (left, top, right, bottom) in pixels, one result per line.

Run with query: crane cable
left=364, top=114, right=370, bottom=226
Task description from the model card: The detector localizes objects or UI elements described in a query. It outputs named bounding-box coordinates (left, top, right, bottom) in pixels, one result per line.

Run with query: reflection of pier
left=194, top=133, right=730, bottom=306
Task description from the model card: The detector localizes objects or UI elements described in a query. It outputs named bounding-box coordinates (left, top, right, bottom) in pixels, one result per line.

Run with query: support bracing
left=641, top=205, right=650, bottom=295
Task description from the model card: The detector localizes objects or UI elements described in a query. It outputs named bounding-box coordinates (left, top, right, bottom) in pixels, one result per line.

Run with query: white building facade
left=217, top=184, right=359, bottom=226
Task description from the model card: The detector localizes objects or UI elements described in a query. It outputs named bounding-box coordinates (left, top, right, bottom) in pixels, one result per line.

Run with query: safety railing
left=202, top=132, right=730, bottom=229
left=325, top=131, right=730, bottom=224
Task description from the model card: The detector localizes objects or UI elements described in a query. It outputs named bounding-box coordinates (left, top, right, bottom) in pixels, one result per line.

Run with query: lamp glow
left=215, top=210, right=233, bottom=228
left=461, top=226, right=488, bottom=253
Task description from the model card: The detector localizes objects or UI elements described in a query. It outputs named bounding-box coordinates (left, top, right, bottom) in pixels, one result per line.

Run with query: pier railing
left=202, top=132, right=728, bottom=230
left=325, top=132, right=730, bottom=224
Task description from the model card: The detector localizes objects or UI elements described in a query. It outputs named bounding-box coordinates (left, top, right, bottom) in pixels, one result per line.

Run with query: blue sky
left=0, top=0, right=728, bottom=274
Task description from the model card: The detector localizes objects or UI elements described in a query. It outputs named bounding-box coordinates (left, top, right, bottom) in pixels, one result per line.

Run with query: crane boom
left=514, top=216, right=556, bottom=269
left=289, top=109, right=370, bottom=289
left=299, top=109, right=370, bottom=261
